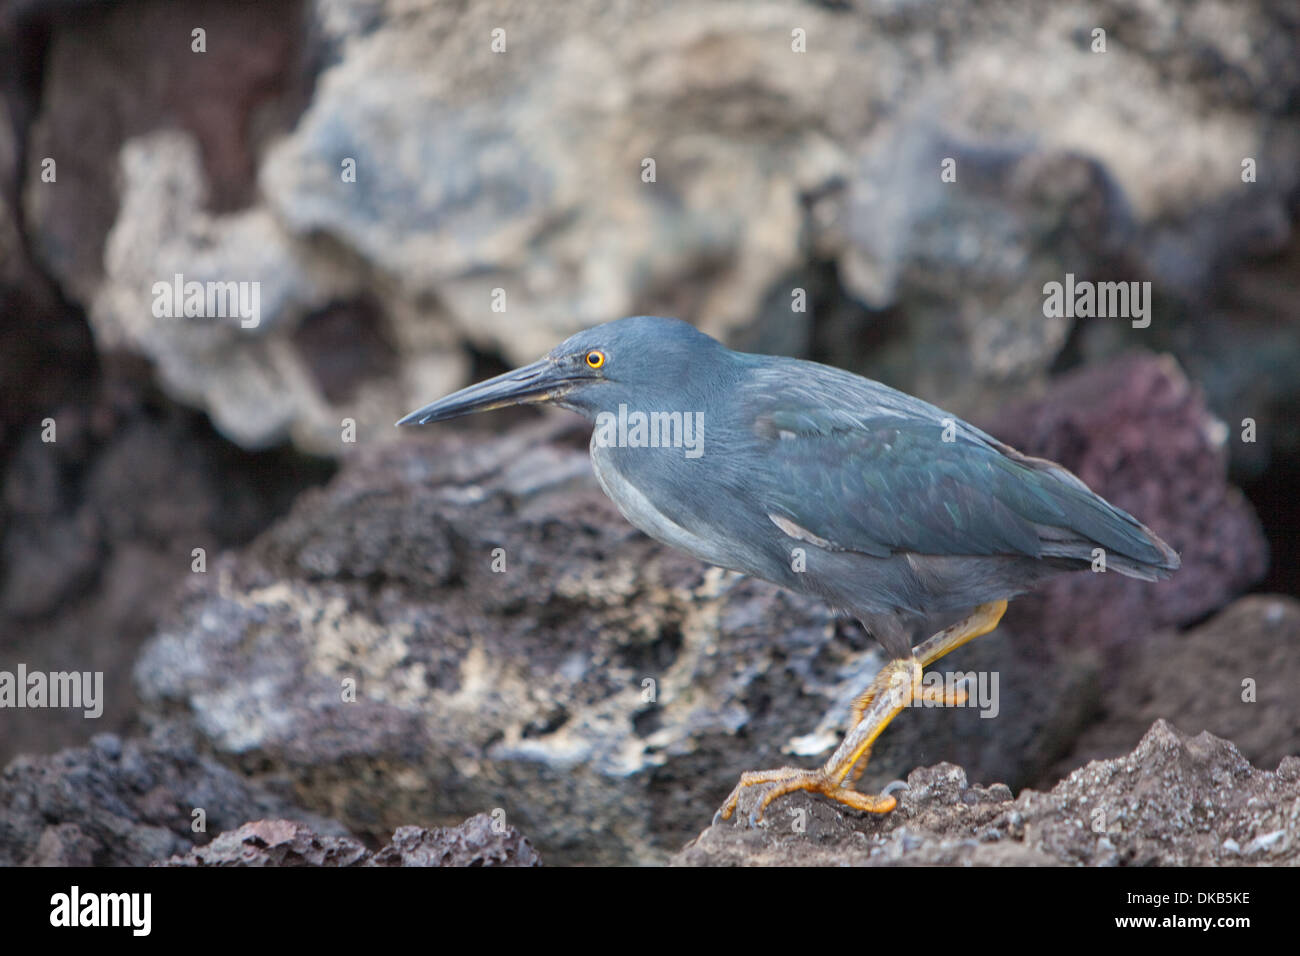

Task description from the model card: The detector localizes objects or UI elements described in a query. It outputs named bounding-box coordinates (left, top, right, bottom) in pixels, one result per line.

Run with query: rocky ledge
left=8, top=719, right=1293, bottom=866
left=675, top=720, right=1299, bottom=866
left=159, top=814, right=541, bottom=867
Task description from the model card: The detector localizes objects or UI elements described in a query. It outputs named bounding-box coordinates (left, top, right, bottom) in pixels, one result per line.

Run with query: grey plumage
left=400, top=315, right=1178, bottom=659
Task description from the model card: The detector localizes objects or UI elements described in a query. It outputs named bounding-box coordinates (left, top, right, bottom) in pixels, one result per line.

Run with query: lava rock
left=989, top=353, right=1268, bottom=651
left=0, top=728, right=346, bottom=866
left=367, top=814, right=542, bottom=867
left=160, top=819, right=368, bottom=867
left=1050, top=595, right=1300, bottom=781
left=160, top=813, right=542, bottom=867
left=138, top=419, right=1066, bottom=864
left=675, top=720, right=1300, bottom=865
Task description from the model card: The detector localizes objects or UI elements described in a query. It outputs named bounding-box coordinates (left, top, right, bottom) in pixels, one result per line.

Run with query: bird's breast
left=588, top=438, right=748, bottom=572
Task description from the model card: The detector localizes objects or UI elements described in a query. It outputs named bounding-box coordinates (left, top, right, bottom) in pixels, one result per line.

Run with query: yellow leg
left=716, top=658, right=918, bottom=825
left=717, top=600, right=1008, bottom=825
left=848, top=600, right=1007, bottom=724
left=847, top=681, right=968, bottom=784
left=913, top=599, right=1008, bottom=667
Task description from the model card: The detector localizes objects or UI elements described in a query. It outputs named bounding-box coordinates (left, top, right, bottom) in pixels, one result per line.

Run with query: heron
left=397, top=316, right=1179, bottom=824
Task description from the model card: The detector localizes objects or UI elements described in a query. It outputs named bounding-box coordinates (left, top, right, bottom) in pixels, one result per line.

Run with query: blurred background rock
left=0, top=0, right=1296, bottom=864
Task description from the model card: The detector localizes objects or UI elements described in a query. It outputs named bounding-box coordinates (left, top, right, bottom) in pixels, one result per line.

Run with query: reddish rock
left=986, top=353, right=1268, bottom=651
left=367, top=815, right=543, bottom=868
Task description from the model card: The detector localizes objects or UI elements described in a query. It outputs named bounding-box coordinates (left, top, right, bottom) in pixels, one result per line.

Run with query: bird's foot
left=712, top=605, right=1013, bottom=828
left=714, top=767, right=897, bottom=827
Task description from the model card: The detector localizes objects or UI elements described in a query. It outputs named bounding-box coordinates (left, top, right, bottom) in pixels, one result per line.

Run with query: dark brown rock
left=367, top=815, right=542, bottom=867
left=1049, top=595, right=1300, bottom=783
left=160, top=814, right=542, bottom=867
left=160, top=820, right=368, bottom=868
left=676, top=720, right=1300, bottom=866
left=0, top=729, right=347, bottom=866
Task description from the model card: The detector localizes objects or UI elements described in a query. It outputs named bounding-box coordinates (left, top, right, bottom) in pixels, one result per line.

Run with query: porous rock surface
left=160, top=813, right=542, bottom=867
left=676, top=720, right=1300, bottom=866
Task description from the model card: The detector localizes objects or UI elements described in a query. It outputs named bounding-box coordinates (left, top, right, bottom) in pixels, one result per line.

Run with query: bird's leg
left=716, top=600, right=1008, bottom=824
left=847, top=600, right=1008, bottom=724
left=913, top=599, right=1008, bottom=668
left=847, top=681, right=976, bottom=784
left=848, top=668, right=965, bottom=729
left=716, top=658, right=919, bottom=824
left=843, top=659, right=923, bottom=784
left=844, top=600, right=1007, bottom=781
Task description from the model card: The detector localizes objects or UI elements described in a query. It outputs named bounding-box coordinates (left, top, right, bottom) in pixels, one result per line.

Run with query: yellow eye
left=585, top=350, right=606, bottom=369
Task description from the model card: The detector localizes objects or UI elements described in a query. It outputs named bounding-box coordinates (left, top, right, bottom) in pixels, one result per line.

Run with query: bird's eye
left=585, top=350, right=606, bottom=369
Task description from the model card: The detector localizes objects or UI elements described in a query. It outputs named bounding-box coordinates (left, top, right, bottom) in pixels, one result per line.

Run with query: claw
left=708, top=604, right=1009, bottom=827
left=881, top=778, right=910, bottom=797
left=716, top=766, right=898, bottom=826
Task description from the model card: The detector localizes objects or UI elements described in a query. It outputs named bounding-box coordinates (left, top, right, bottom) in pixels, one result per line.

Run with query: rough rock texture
left=675, top=721, right=1300, bottom=866
left=988, top=353, right=1269, bottom=651
left=1050, top=595, right=1300, bottom=782
left=131, top=352, right=1265, bottom=865
left=0, top=730, right=348, bottom=866
left=16, top=0, right=1300, bottom=450
left=367, top=814, right=542, bottom=867
left=160, top=819, right=368, bottom=867
left=160, top=814, right=542, bottom=866
left=92, top=130, right=370, bottom=451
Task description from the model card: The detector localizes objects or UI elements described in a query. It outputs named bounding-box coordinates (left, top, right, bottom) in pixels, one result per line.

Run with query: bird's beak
left=396, top=357, right=573, bottom=426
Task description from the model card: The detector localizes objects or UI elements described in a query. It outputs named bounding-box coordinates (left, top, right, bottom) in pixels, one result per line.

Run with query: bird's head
left=396, top=316, right=730, bottom=425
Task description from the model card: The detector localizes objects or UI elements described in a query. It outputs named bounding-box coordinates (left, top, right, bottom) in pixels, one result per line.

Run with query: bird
left=397, top=315, right=1179, bottom=825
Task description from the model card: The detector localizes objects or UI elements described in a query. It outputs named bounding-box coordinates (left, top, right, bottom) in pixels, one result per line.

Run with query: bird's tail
left=1007, top=449, right=1181, bottom=581
left=1036, top=518, right=1180, bottom=581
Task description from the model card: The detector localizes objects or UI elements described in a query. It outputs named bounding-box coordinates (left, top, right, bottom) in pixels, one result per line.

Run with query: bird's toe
left=880, top=779, right=911, bottom=797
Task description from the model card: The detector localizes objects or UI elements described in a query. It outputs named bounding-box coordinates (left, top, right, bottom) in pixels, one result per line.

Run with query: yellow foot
left=712, top=602, right=1013, bottom=829
left=714, top=767, right=898, bottom=827
left=717, top=657, right=919, bottom=824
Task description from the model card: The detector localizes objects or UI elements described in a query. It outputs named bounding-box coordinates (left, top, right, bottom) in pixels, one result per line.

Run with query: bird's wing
left=751, top=408, right=1047, bottom=557
left=741, top=380, right=1171, bottom=566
